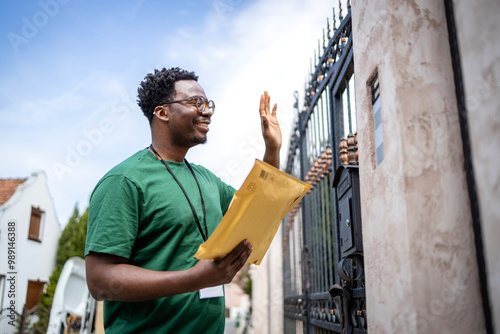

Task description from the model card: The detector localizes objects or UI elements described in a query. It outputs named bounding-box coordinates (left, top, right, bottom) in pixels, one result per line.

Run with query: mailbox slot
left=333, top=165, right=363, bottom=257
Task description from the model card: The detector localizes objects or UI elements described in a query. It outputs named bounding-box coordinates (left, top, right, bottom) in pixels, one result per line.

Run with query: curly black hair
left=137, top=67, right=198, bottom=123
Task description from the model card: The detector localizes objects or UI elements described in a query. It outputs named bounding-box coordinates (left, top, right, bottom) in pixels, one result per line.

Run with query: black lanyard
left=149, top=145, right=208, bottom=241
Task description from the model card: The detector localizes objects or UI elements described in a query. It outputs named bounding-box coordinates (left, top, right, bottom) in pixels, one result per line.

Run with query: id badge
left=199, top=285, right=224, bottom=299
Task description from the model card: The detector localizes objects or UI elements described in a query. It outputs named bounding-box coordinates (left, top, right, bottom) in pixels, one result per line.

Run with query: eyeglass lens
left=197, top=97, right=215, bottom=114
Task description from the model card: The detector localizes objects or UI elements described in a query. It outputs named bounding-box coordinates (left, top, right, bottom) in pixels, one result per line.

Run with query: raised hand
left=260, top=91, right=282, bottom=168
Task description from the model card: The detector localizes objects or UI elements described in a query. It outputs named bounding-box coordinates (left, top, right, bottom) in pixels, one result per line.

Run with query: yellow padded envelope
left=194, top=159, right=311, bottom=265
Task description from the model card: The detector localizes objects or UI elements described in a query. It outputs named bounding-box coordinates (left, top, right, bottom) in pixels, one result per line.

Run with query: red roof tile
left=0, top=178, right=27, bottom=206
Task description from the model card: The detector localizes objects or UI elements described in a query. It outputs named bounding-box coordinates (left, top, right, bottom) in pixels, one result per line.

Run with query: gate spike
left=339, top=0, right=343, bottom=21
left=332, top=7, right=337, bottom=30
left=326, top=17, right=331, bottom=39
left=304, top=79, right=309, bottom=107
left=347, top=0, right=351, bottom=10
left=322, top=28, right=326, bottom=49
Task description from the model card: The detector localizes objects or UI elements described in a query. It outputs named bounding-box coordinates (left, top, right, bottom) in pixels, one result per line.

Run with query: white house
left=0, top=171, right=61, bottom=333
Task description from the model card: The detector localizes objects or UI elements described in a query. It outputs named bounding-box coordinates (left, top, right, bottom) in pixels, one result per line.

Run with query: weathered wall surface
left=351, top=0, right=485, bottom=332
left=453, top=0, right=500, bottom=331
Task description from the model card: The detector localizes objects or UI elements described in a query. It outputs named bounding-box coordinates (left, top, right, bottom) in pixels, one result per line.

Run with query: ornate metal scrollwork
left=338, top=252, right=364, bottom=282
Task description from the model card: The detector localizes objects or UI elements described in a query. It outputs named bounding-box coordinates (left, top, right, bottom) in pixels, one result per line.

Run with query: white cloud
left=166, top=0, right=335, bottom=187
left=0, top=0, right=337, bottom=225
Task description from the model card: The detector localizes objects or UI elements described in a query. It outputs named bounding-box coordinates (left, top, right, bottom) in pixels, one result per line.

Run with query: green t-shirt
left=85, top=149, right=236, bottom=333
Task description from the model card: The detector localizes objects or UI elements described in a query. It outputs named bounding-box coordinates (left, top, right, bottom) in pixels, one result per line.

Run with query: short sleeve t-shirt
left=85, top=149, right=236, bottom=333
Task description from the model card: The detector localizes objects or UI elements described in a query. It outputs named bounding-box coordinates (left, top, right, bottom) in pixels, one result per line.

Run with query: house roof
left=0, top=178, right=27, bottom=206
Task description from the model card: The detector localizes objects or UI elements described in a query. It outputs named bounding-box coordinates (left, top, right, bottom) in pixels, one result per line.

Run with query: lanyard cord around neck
left=149, top=144, right=208, bottom=241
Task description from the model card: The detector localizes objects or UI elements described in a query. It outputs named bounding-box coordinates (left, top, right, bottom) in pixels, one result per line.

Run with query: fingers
left=259, top=93, right=266, bottom=117
left=214, top=239, right=252, bottom=270
left=260, top=92, right=277, bottom=114
left=260, top=91, right=271, bottom=116
left=209, top=240, right=252, bottom=284
left=221, top=239, right=252, bottom=263
left=231, top=240, right=252, bottom=266
left=229, top=241, right=252, bottom=279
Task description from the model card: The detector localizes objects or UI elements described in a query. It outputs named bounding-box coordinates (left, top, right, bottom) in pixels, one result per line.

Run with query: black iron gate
left=283, top=3, right=367, bottom=333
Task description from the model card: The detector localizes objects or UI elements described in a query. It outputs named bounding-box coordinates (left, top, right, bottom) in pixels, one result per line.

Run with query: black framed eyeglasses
left=162, top=96, right=215, bottom=114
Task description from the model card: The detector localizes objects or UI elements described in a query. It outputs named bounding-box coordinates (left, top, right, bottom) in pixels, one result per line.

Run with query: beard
left=171, top=131, right=207, bottom=147
left=191, top=131, right=207, bottom=145
left=193, top=137, right=207, bottom=145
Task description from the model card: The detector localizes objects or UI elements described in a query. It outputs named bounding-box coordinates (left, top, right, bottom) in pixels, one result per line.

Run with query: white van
left=46, top=257, right=97, bottom=334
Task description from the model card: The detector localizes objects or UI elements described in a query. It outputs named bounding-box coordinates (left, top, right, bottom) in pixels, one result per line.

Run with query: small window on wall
left=26, top=280, right=46, bottom=311
left=371, top=73, right=384, bottom=166
left=29, top=206, right=44, bottom=242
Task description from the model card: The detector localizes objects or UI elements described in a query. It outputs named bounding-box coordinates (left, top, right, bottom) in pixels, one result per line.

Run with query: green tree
left=235, top=264, right=253, bottom=298
left=27, top=205, right=88, bottom=334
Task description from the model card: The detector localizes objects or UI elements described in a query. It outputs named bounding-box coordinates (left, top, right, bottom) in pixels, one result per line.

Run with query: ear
left=154, top=106, right=169, bottom=122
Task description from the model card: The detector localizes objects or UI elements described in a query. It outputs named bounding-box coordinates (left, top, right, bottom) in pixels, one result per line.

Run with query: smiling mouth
left=196, top=121, right=210, bottom=130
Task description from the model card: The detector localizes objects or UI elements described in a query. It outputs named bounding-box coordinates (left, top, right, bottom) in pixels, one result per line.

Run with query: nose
left=200, top=108, right=213, bottom=117
left=199, top=99, right=215, bottom=116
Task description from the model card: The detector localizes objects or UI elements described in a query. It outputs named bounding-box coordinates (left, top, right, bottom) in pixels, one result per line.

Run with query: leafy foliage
left=234, top=264, right=252, bottom=299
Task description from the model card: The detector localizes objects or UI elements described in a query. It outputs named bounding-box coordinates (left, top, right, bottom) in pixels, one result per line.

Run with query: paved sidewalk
left=224, top=318, right=238, bottom=334
left=225, top=317, right=251, bottom=334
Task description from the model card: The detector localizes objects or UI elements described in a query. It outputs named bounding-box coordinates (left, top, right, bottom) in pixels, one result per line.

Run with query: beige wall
left=95, top=301, right=105, bottom=334
left=351, top=0, right=485, bottom=333
left=453, top=0, right=500, bottom=331
left=250, top=225, right=283, bottom=334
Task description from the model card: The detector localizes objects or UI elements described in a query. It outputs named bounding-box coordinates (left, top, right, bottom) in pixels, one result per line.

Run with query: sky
left=0, top=0, right=337, bottom=226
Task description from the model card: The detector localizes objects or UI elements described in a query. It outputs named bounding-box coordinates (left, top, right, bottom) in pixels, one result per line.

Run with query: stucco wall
left=452, top=0, right=500, bottom=331
left=350, top=0, right=484, bottom=333
left=0, top=171, right=61, bottom=333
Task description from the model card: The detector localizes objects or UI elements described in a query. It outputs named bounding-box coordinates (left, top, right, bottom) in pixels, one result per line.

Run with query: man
left=85, top=67, right=282, bottom=333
